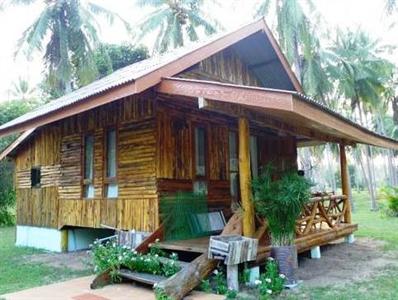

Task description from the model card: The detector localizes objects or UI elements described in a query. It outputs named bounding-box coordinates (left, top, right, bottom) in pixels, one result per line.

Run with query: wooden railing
left=295, top=194, right=349, bottom=236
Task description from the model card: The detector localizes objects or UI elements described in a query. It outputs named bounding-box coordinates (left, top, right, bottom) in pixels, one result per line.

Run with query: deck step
left=118, top=269, right=166, bottom=286
left=118, top=259, right=189, bottom=286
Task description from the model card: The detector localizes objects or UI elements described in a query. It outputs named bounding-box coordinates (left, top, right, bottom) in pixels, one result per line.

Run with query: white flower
left=267, top=257, right=274, bottom=261
left=155, top=254, right=159, bottom=258
left=118, top=256, right=122, bottom=261
left=155, top=239, right=160, bottom=243
left=213, top=269, right=219, bottom=275
left=279, top=274, right=286, bottom=279
left=154, top=283, right=158, bottom=288
left=265, top=278, right=271, bottom=283
left=267, top=289, right=272, bottom=295
left=254, top=280, right=262, bottom=286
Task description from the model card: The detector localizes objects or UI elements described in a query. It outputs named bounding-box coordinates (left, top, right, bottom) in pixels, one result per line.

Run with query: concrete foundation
left=345, top=234, right=355, bottom=244
left=16, top=225, right=114, bottom=252
left=310, top=246, right=321, bottom=259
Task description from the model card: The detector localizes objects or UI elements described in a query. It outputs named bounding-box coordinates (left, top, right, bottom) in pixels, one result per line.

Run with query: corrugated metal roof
left=0, top=20, right=270, bottom=133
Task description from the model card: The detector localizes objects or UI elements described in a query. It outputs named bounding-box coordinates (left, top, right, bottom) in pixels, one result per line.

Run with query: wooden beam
left=238, top=118, right=255, bottom=237
left=339, top=144, right=352, bottom=224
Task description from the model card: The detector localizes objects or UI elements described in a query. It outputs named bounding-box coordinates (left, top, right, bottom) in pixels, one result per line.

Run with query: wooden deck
left=156, top=223, right=358, bottom=259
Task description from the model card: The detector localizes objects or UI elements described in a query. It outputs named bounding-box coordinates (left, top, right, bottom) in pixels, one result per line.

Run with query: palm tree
left=328, top=29, right=395, bottom=210
left=135, top=0, right=221, bottom=54
left=5, top=0, right=129, bottom=96
left=255, top=0, right=317, bottom=82
left=8, top=77, right=36, bottom=100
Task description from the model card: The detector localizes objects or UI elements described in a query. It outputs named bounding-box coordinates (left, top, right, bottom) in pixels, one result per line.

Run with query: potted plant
left=252, top=165, right=311, bottom=287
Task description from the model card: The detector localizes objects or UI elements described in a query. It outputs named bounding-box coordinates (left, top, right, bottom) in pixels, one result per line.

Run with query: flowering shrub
left=255, top=258, right=286, bottom=299
left=90, top=240, right=181, bottom=282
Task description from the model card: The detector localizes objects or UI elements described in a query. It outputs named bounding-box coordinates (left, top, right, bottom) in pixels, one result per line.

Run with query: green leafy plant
left=154, top=287, right=173, bottom=300
left=199, top=279, right=212, bottom=293
left=91, top=240, right=181, bottom=282
left=214, top=270, right=228, bottom=295
left=381, top=186, right=398, bottom=217
left=226, top=289, right=238, bottom=299
left=256, top=258, right=286, bottom=299
left=252, top=165, right=312, bottom=246
left=239, top=264, right=251, bottom=284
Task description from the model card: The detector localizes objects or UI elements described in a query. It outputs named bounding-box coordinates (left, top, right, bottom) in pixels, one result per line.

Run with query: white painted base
left=248, top=266, right=260, bottom=285
left=16, top=225, right=116, bottom=252
left=67, top=228, right=113, bottom=251
left=345, top=234, right=355, bottom=244
left=310, top=246, right=321, bottom=259
left=16, top=225, right=65, bottom=252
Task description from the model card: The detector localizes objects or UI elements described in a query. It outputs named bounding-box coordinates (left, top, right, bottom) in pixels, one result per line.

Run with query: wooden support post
left=339, top=144, right=352, bottom=224
left=227, top=264, right=239, bottom=291
left=238, top=118, right=255, bottom=237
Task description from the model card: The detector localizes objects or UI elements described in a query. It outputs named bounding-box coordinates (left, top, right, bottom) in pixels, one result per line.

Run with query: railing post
left=339, top=144, right=352, bottom=224
left=238, top=117, right=255, bottom=237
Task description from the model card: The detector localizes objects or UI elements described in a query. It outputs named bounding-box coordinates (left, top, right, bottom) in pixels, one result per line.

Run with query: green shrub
left=90, top=240, right=181, bottom=282
left=256, top=258, right=286, bottom=299
left=381, top=186, right=398, bottom=216
left=252, top=165, right=312, bottom=246
left=0, top=207, right=15, bottom=227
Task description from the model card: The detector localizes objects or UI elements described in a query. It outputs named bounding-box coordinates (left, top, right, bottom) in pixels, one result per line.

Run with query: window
left=83, top=134, right=95, bottom=198
left=31, top=167, right=41, bottom=188
left=250, top=135, right=259, bottom=178
left=194, top=126, right=207, bottom=194
left=104, top=129, right=118, bottom=198
left=229, top=131, right=239, bottom=198
left=195, top=127, right=206, bottom=177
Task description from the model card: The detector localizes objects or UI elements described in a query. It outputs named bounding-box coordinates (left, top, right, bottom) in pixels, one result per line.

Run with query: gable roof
left=0, top=18, right=301, bottom=139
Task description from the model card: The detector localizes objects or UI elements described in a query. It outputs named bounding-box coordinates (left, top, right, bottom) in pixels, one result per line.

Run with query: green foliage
left=136, top=0, right=221, bottom=53
left=252, top=165, right=312, bottom=246
left=93, top=44, right=149, bottom=78
left=225, top=289, right=238, bottom=299
left=154, top=287, right=173, bottom=300
left=0, top=98, right=43, bottom=226
left=381, top=186, right=398, bottom=217
left=90, top=240, right=181, bottom=282
left=10, top=0, right=130, bottom=96
left=256, top=258, right=286, bottom=299
left=199, top=279, right=212, bottom=293
left=239, top=265, right=251, bottom=284
left=213, top=270, right=228, bottom=295
left=160, top=192, right=209, bottom=241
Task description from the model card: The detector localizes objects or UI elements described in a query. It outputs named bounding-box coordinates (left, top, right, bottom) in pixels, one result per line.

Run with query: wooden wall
left=178, top=47, right=261, bottom=87
left=155, top=97, right=298, bottom=213
left=15, top=93, right=158, bottom=232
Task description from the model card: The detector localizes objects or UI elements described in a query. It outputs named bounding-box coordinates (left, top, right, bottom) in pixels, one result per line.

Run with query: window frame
left=228, top=130, right=239, bottom=199
left=31, top=166, right=41, bottom=189
left=192, top=123, right=209, bottom=195
left=81, top=132, right=95, bottom=199
left=103, top=126, right=119, bottom=199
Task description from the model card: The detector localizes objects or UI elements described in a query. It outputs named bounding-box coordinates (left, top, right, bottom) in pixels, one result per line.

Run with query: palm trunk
left=358, top=105, right=377, bottom=210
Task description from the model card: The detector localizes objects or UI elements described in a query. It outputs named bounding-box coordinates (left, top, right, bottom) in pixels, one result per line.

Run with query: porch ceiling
left=157, top=77, right=398, bottom=150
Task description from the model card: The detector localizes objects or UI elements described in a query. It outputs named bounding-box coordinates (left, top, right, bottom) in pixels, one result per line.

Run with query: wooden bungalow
left=1, top=19, right=398, bottom=254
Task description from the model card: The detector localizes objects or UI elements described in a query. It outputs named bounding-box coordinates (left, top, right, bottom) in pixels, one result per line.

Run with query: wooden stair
left=118, top=269, right=166, bottom=286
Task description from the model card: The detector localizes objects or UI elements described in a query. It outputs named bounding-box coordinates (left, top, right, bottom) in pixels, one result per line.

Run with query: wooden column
left=339, top=144, right=352, bottom=224
left=238, top=118, right=255, bottom=237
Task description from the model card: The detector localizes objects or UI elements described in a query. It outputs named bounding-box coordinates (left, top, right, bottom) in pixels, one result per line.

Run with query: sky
left=0, top=0, right=396, bottom=102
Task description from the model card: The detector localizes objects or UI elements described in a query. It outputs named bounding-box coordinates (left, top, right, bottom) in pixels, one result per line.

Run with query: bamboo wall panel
left=15, top=126, right=61, bottom=228
left=179, top=48, right=261, bottom=87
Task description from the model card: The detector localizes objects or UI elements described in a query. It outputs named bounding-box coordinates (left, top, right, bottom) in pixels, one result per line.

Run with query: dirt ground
left=25, top=250, right=91, bottom=271
left=24, top=237, right=398, bottom=289
left=296, top=237, right=398, bottom=287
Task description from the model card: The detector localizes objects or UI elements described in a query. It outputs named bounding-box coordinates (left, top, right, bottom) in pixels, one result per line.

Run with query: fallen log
left=156, top=213, right=242, bottom=300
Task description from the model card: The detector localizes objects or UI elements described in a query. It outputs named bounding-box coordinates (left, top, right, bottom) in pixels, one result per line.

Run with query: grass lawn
left=0, top=227, right=91, bottom=295
left=283, top=190, right=398, bottom=300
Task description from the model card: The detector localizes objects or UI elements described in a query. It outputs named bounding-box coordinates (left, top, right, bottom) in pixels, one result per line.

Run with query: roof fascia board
left=292, top=97, right=398, bottom=150
left=0, top=128, right=35, bottom=161
left=157, top=77, right=294, bottom=111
